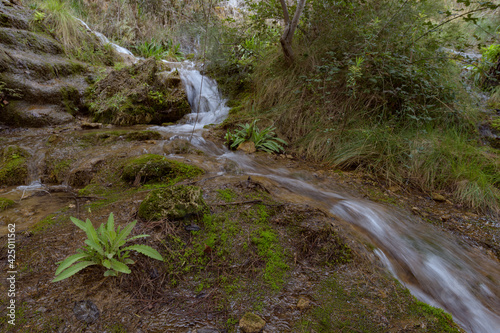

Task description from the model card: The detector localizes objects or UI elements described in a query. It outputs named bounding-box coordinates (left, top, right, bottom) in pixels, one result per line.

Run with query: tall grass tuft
left=30, top=0, right=116, bottom=65
left=35, top=0, right=87, bottom=51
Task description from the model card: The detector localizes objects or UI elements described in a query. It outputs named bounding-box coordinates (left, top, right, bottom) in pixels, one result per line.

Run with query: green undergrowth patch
left=0, top=197, right=15, bottom=211
left=297, top=274, right=461, bottom=333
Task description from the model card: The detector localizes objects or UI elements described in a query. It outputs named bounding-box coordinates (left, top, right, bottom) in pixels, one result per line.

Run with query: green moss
left=251, top=228, right=289, bottom=290
left=0, top=13, right=11, bottom=28
left=60, top=86, right=80, bottom=114
left=31, top=213, right=68, bottom=234
left=125, top=130, right=162, bottom=141
left=491, top=117, right=500, bottom=132
left=138, top=185, right=206, bottom=220
left=0, top=197, right=15, bottom=211
left=216, top=188, right=237, bottom=202
left=121, top=154, right=203, bottom=184
left=411, top=301, right=461, bottom=332
left=0, top=146, right=30, bottom=186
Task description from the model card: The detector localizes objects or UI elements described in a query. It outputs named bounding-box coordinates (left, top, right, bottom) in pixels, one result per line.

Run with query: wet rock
left=0, top=145, right=29, bottom=185
left=0, top=102, right=75, bottom=127
left=81, top=122, right=102, bottom=129
left=239, top=312, right=266, bottom=333
left=163, top=139, right=196, bottom=154
left=138, top=185, right=206, bottom=221
left=67, top=157, right=105, bottom=187
left=86, top=58, right=190, bottom=125
left=431, top=193, right=446, bottom=202
left=296, top=296, right=311, bottom=310
left=121, top=154, right=203, bottom=184
left=237, top=141, right=256, bottom=154
left=73, top=300, right=99, bottom=324
left=185, top=224, right=201, bottom=231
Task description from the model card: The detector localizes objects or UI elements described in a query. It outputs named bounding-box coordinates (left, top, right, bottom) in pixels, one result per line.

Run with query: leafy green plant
left=133, top=38, right=184, bottom=61
left=33, top=10, right=46, bottom=23
left=225, top=119, right=287, bottom=153
left=52, top=213, right=163, bottom=282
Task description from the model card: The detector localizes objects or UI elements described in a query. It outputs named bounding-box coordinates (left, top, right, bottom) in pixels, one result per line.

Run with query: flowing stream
left=3, top=25, right=500, bottom=332
left=150, top=60, right=500, bottom=333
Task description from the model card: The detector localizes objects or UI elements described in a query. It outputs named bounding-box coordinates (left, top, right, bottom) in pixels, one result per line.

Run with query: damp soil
left=0, top=123, right=491, bottom=332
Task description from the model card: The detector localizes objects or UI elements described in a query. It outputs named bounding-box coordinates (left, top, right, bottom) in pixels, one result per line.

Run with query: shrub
left=52, top=213, right=163, bottom=282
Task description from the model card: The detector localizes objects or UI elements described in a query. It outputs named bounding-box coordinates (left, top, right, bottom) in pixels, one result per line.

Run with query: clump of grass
left=34, top=0, right=88, bottom=51
left=32, top=0, right=116, bottom=65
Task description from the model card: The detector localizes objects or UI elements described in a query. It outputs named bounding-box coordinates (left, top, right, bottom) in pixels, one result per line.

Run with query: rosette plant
left=52, top=213, right=163, bottom=282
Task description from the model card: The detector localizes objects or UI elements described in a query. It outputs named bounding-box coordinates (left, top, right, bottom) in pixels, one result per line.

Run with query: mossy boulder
left=0, top=145, right=30, bottom=185
left=86, top=58, right=191, bottom=125
left=138, top=185, right=206, bottom=220
left=0, top=197, right=15, bottom=211
left=121, top=154, right=203, bottom=184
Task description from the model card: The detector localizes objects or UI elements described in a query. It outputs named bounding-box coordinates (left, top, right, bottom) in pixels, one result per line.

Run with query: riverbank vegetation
left=207, top=0, right=500, bottom=216
left=25, top=0, right=500, bottom=213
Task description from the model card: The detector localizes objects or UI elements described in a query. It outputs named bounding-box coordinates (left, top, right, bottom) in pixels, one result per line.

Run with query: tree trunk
left=279, top=0, right=306, bottom=64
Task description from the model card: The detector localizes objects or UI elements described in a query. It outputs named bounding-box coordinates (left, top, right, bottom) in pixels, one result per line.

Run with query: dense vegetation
left=26, top=0, right=500, bottom=215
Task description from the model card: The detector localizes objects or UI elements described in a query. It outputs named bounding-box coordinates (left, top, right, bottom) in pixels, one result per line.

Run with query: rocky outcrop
left=0, top=1, right=90, bottom=127
left=86, top=58, right=191, bottom=125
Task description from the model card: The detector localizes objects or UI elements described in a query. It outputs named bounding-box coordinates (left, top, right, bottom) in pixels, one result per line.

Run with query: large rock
left=0, top=1, right=91, bottom=127
left=86, top=58, right=191, bottom=125
left=138, top=185, right=206, bottom=221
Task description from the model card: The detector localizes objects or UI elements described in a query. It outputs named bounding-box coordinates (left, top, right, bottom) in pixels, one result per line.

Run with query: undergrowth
left=210, top=0, right=500, bottom=216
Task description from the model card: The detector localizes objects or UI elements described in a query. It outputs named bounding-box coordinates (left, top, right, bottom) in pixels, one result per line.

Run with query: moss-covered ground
left=0, top=170, right=463, bottom=332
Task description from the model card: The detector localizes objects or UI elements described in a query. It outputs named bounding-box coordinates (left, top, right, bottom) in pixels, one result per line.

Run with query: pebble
left=239, top=312, right=266, bottom=333
left=73, top=300, right=100, bottom=324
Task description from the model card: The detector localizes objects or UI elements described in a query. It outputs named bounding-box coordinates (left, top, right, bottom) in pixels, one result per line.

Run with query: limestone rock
left=239, top=312, right=266, bottom=333
left=237, top=141, right=256, bottom=154
left=431, top=193, right=446, bottom=202
left=0, top=1, right=91, bottom=127
left=86, top=58, right=191, bottom=125
left=138, top=185, right=206, bottom=221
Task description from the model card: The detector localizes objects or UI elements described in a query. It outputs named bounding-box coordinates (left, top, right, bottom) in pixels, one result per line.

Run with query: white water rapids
left=12, top=23, right=500, bottom=332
